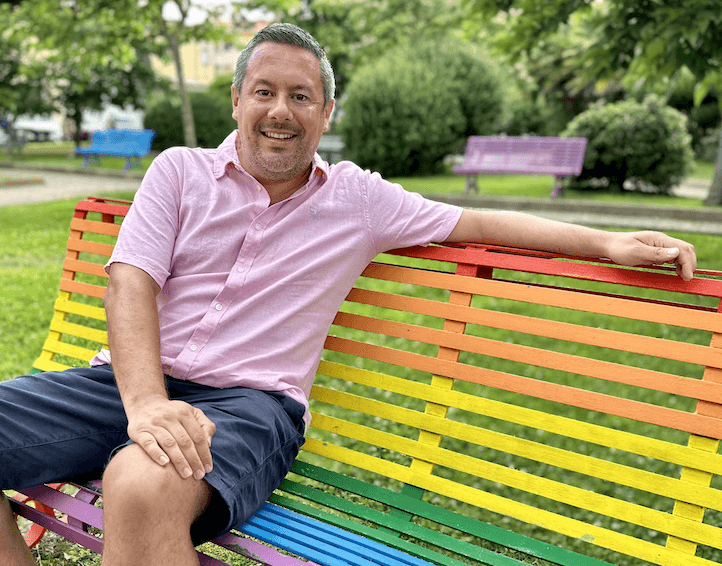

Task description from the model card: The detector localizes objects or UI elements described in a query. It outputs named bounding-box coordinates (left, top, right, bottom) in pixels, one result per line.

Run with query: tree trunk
left=168, top=33, right=197, bottom=148
left=703, top=128, right=722, bottom=206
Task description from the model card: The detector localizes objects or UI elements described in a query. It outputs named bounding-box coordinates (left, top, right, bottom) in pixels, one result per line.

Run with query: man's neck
left=262, top=164, right=312, bottom=205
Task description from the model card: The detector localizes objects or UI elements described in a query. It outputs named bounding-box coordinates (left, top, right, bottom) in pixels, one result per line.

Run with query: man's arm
left=104, top=262, right=216, bottom=480
left=445, top=209, right=697, bottom=281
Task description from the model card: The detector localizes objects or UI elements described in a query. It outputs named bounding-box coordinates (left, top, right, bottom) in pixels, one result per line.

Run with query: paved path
left=2, top=164, right=720, bottom=234
left=0, top=166, right=141, bottom=207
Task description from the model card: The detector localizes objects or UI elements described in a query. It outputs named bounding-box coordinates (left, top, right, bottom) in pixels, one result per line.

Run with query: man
left=0, top=23, right=696, bottom=566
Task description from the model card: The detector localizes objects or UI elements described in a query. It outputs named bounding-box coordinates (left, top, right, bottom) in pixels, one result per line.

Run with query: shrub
left=144, top=91, right=236, bottom=151
left=339, top=40, right=502, bottom=177
left=562, top=95, right=694, bottom=193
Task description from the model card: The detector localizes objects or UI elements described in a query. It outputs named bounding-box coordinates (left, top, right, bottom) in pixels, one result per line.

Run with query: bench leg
left=463, top=175, right=479, bottom=195
left=550, top=177, right=564, bottom=198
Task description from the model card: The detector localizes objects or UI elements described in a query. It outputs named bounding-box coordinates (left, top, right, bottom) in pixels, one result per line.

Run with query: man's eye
left=293, top=94, right=308, bottom=102
left=257, top=90, right=272, bottom=97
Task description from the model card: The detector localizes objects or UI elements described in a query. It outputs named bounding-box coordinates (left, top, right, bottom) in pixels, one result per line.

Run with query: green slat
left=288, top=460, right=613, bottom=566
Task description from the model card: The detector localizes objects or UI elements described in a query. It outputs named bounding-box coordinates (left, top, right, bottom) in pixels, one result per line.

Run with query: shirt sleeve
left=361, top=169, right=463, bottom=255
left=105, top=149, right=183, bottom=288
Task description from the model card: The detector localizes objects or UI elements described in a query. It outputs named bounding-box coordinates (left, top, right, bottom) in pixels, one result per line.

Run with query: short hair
left=232, top=23, right=335, bottom=105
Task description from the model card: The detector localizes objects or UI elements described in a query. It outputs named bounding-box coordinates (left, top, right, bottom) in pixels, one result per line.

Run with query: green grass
left=2, top=195, right=721, bottom=565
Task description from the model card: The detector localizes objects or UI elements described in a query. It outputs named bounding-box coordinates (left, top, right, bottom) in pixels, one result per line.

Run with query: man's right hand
left=126, top=397, right=216, bottom=481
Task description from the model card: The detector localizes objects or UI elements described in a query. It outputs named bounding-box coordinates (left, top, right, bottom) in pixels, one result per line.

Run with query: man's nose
left=268, top=95, right=293, bottom=121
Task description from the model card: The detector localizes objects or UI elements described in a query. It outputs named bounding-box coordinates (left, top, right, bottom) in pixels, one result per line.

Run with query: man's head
left=233, top=23, right=335, bottom=107
left=231, top=23, right=336, bottom=191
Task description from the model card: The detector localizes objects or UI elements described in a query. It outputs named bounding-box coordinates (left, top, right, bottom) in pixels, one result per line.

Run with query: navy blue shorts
left=0, top=365, right=305, bottom=543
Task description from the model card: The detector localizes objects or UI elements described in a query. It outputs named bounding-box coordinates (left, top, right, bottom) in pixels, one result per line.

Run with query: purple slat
left=213, top=531, right=322, bottom=566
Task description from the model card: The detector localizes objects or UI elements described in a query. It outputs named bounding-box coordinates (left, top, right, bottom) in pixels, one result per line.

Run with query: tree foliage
left=340, top=40, right=502, bottom=176
left=562, top=95, right=694, bottom=194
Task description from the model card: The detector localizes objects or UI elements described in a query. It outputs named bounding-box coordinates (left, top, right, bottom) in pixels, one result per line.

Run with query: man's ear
left=231, top=85, right=241, bottom=119
left=323, top=99, right=334, bottom=132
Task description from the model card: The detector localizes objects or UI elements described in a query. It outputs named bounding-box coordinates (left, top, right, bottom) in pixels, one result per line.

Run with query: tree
left=465, top=0, right=722, bottom=204
left=4, top=0, right=235, bottom=148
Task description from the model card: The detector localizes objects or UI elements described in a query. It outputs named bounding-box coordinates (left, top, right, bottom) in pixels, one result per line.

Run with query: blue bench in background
left=76, top=129, right=155, bottom=170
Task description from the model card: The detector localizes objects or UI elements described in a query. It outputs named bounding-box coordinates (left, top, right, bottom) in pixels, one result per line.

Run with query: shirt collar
left=214, top=130, right=330, bottom=186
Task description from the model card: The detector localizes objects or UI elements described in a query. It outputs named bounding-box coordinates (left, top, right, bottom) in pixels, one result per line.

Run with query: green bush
left=562, top=95, right=694, bottom=193
left=144, top=91, right=236, bottom=151
left=339, top=40, right=502, bottom=177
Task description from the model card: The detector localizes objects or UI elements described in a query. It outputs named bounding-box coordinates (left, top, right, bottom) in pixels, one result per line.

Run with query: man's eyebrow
left=252, top=78, right=314, bottom=93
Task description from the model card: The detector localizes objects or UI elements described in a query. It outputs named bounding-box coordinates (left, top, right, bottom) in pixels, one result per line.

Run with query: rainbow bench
left=8, top=196, right=722, bottom=565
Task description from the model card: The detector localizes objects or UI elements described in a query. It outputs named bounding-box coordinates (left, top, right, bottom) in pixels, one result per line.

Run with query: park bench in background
left=75, top=129, right=155, bottom=170
left=453, top=135, right=587, bottom=197
left=8, top=196, right=722, bottom=566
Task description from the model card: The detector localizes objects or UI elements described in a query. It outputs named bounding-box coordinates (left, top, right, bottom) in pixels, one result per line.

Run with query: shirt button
left=238, top=267, right=245, bottom=273
left=190, top=345, right=198, bottom=351
left=255, top=223, right=261, bottom=230
left=215, top=304, right=223, bottom=311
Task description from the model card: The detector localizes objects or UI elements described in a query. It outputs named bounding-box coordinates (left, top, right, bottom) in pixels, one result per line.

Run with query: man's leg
left=101, top=444, right=213, bottom=566
left=0, top=493, right=37, bottom=566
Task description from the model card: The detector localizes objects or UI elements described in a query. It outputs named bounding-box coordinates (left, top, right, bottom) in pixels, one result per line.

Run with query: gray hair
left=232, top=23, right=335, bottom=106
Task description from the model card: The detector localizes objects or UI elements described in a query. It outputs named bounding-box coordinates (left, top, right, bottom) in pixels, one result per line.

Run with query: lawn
left=2, top=194, right=721, bottom=565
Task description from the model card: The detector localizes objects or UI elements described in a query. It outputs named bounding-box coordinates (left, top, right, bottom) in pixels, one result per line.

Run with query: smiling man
left=0, top=23, right=697, bottom=566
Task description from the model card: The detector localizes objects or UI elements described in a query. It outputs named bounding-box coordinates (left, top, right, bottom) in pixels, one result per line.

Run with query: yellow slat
left=49, top=319, right=107, bottom=345
left=54, top=297, right=106, bottom=321
left=301, top=438, right=717, bottom=566
left=311, top=386, right=722, bottom=511
left=41, top=337, right=98, bottom=364
left=31, top=358, right=71, bottom=373
left=309, top=413, right=722, bottom=548
left=315, top=361, right=722, bottom=474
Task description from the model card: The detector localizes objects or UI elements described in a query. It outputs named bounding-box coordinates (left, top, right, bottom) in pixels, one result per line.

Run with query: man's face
left=232, top=42, right=334, bottom=186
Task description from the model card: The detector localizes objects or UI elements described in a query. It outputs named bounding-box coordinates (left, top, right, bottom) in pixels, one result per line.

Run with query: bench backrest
left=87, top=129, right=155, bottom=152
left=37, top=197, right=722, bottom=566
left=454, top=136, right=587, bottom=176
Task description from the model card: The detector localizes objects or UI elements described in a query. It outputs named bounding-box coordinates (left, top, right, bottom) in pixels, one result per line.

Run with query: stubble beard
left=247, top=123, right=313, bottom=182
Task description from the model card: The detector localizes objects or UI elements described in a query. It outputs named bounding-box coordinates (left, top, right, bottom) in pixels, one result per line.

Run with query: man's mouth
left=262, top=131, right=297, bottom=140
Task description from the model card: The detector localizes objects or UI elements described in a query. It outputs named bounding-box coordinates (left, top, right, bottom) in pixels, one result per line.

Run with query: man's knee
left=102, top=445, right=212, bottom=523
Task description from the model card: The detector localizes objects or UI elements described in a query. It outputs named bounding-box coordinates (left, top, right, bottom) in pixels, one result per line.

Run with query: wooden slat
left=309, top=414, right=722, bottom=549
left=345, top=288, right=722, bottom=369
left=66, top=236, right=115, bottom=258
left=49, top=319, right=107, bottom=345
left=59, top=278, right=106, bottom=299
left=62, top=258, right=109, bottom=279
left=41, top=337, right=98, bottom=364
left=361, top=264, right=722, bottom=333
left=325, top=336, right=722, bottom=439
left=333, top=311, right=722, bottom=403
left=54, top=297, right=106, bottom=321
left=301, top=439, right=717, bottom=566
left=69, top=217, right=122, bottom=238
left=311, top=386, right=722, bottom=511
left=315, top=361, right=722, bottom=474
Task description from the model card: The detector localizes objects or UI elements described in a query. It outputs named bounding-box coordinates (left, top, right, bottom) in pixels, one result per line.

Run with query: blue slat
left=242, top=503, right=435, bottom=566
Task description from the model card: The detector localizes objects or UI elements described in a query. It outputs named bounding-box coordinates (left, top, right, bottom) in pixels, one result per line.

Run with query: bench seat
left=75, top=129, right=155, bottom=170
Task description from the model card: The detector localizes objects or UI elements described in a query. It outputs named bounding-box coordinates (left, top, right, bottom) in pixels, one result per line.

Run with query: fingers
left=623, top=231, right=697, bottom=281
left=128, top=401, right=216, bottom=481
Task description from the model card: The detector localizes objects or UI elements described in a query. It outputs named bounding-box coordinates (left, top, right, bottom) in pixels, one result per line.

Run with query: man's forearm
left=104, top=263, right=167, bottom=411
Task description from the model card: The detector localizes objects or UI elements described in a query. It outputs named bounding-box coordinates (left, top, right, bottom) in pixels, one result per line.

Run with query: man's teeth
left=265, top=132, right=294, bottom=139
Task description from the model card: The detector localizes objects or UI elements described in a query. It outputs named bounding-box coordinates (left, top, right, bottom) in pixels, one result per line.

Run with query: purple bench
left=453, top=136, right=587, bottom=197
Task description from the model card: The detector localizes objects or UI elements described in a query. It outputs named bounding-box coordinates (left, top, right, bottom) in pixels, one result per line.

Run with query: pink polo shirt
left=92, top=131, right=462, bottom=426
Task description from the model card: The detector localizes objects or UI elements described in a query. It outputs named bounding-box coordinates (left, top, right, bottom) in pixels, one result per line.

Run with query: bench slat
left=311, top=386, right=722, bottom=512
left=316, top=361, right=722, bottom=474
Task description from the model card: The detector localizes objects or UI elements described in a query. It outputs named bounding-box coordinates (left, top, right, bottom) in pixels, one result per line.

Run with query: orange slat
left=59, top=278, right=106, bottom=299
left=361, top=263, right=722, bottom=333
left=66, top=237, right=115, bottom=258
left=62, top=258, right=108, bottom=279
left=345, top=288, right=722, bottom=369
left=332, top=312, right=722, bottom=404
left=324, top=336, right=722, bottom=439
left=69, top=217, right=121, bottom=238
